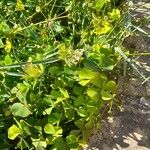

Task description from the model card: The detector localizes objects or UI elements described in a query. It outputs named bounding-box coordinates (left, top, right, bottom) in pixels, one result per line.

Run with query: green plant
left=0, top=0, right=127, bottom=149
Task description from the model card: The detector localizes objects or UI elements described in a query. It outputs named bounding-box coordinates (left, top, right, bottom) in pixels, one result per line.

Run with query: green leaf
left=4, top=54, right=12, bottom=65
left=104, top=80, right=117, bottom=93
left=48, top=113, right=61, bottom=124
left=94, top=21, right=112, bottom=35
left=74, top=95, right=85, bottom=107
left=11, top=83, right=30, bottom=102
left=94, top=0, right=109, bottom=10
left=54, top=22, right=64, bottom=33
left=8, top=124, right=22, bottom=140
left=54, top=88, right=69, bottom=105
left=11, top=81, right=30, bottom=103
left=73, top=86, right=83, bottom=96
left=59, top=88, right=69, bottom=99
left=50, top=90, right=61, bottom=99
left=44, top=124, right=55, bottom=134
left=43, top=107, right=53, bottom=115
left=77, top=106, right=88, bottom=118
left=44, top=124, right=62, bottom=136
left=53, top=137, right=69, bottom=150
left=101, top=65, right=114, bottom=71
left=78, top=68, right=97, bottom=80
left=88, top=52, right=115, bottom=71
left=54, top=126, right=63, bottom=135
left=49, top=66, right=62, bottom=75
left=0, top=39, right=4, bottom=48
left=20, top=120, right=31, bottom=135
left=87, top=100, right=100, bottom=113
left=79, top=79, right=91, bottom=86
left=0, top=22, right=10, bottom=36
left=91, top=74, right=107, bottom=88
left=64, top=105, right=75, bottom=120
left=43, top=95, right=51, bottom=103
left=10, top=103, right=31, bottom=118
left=101, top=90, right=113, bottom=101
left=74, top=118, right=86, bottom=129
left=30, top=92, right=37, bottom=102
left=32, top=139, right=47, bottom=150
left=78, top=68, right=97, bottom=86
left=23, top=63, right=43, bottom=78
left=66, top=130, right=80, bottom=149
left=87, top=87, right=98, bottom=99
left=64, top=66, right=75, bottom=75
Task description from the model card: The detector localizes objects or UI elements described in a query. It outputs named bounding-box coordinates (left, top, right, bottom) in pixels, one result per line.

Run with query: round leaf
left=23, top=63, right=43, bottom=77
left=87, top=87, right=98, bottom=99
left=54, top=126, right=63, bottom=135
left=101, top=90, right=113, bottom=101
left=11, top=103, right=31, bottom=117
left=48, top=113, right=61, bottom=124
left=8, top=124, right=22, bottom=140
left=74, top=95, right=85, bottom=107
left=104, top=80, right=117, bottom=93
left=77, top=106, right=88, bottom=117
left=44, top=124, right=55, bottom=134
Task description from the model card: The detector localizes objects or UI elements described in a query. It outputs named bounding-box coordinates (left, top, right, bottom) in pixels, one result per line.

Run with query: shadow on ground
left=86, top=96, right=150, bottom=150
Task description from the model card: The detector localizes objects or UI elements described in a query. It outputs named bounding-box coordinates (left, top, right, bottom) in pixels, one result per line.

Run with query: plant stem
left=0, top=59, right=59, bottom=69
left=127, top=53, right=150, bottom=56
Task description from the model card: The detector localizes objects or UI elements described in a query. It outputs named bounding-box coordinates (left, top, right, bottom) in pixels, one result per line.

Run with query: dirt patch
left=86, top=96, right=150, bottom=150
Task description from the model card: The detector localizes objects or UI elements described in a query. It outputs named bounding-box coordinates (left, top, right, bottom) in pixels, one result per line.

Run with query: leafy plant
left=0, top=0, right=127, bottom=149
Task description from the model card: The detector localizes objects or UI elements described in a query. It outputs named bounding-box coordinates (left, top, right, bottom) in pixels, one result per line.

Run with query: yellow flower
left=5, top=39, right=11, bottom=53
left=95, top=20, right=112, bottom=35
left=109, top=9, right=121, bottom=20
left=16, top=0, right=24, bottom=11
left=58, top=44, right=72, bottom=60
left=92, top=14, right=112, bottom=35
left=92, top=44, right=101, bottom=53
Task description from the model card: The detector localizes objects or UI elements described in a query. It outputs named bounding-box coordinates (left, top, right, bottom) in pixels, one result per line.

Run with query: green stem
left=0, top=59, right=59, bottom=69
left=12, top=15, right=68, bottom=33
left=26, top=0, right=53, bottom=21
left=127, top=53, right=150, bottom=56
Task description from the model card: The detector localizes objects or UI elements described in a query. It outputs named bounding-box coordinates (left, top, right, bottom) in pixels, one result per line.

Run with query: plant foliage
left=0, top=0, right=127, bottom=149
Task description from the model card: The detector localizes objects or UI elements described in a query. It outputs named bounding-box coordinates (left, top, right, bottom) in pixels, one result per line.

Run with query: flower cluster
left=67, top=49, right=84, bottom=66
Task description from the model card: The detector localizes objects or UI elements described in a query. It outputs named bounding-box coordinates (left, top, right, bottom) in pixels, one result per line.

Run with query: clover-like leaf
left=78, top=68, right=97, bottom=86
left=11, top=103, right=31, bottom=117
left=101, top=90, right=114, bottom=101
left=104, top=80, right=117, bottom=93
left=44, top=124, right=55, bottom=135
left=74, top=95, right=85, bottom=107
left=77, top=106, right=88, bottom=118
left=23, top=63, right=43, bottom=78
left=8, top=124, right=22, bottom=140
left=4, top=54, right=12, bottom=65
left=87, top=87, right=99, bottom=99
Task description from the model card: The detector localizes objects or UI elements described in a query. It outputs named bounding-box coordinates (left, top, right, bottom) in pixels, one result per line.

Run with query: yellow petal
left=5, top=39, right=11, bottom=53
